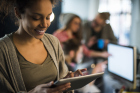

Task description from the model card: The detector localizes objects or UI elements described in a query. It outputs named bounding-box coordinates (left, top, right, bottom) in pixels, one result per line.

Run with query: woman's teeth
left=35, top=30, right=45, bottom=32
left=35, top=29, right=46, bottom=35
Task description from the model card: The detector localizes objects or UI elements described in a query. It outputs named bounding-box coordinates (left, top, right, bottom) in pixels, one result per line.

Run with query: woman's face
left=19, top=0, right=52, bottom=39
left=70, top=17, right=81, bottom=33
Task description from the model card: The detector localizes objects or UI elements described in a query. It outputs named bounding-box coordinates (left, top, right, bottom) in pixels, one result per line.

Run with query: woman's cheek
left=28, top=20, right=40, bottom=29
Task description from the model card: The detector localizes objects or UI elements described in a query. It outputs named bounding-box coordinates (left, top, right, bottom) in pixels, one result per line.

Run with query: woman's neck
left=14, top=26, right=40, bottom=45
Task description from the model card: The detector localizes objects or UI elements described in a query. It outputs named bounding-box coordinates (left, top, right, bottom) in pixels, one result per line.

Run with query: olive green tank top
left=9, top=34, right=57, bottom=91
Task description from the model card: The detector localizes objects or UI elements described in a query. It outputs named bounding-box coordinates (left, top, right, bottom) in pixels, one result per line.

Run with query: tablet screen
left=108, top=43, right=134, bottom=82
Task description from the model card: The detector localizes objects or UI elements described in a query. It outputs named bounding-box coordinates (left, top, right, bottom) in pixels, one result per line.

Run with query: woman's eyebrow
left=48, top=12, right=52, bottom=16
left=32, top=12, right=52, bottom=16
left=32, top=13, right=42, bottom=16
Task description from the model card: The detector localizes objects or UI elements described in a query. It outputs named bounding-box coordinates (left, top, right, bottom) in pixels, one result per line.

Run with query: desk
left=80, top=57, right=140, bottom=93
left=94, top=68, right=140, bottom=93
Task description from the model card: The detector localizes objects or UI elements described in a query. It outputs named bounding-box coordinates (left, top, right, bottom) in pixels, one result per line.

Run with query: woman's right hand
left=28, top=81, right=71, bottom=93
left=101, top=51, right=111, bottom=58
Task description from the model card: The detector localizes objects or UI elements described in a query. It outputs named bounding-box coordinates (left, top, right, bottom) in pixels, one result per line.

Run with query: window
left=98, top=0, right=132, bottom=45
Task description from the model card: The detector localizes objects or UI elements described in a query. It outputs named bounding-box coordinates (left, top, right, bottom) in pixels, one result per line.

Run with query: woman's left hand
left=64, top=68, right=87, bottom=78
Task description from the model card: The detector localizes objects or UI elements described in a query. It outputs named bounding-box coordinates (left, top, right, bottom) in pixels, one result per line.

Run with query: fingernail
left=67, top=83, right=69, bottom=85
left=50, top=81, right=53, bottom=85
left=67, top=86, right=71, bottom=89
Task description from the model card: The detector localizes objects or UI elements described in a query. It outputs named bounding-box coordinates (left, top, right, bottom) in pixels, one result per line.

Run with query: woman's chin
left=34, top=35, right=44, bottom=39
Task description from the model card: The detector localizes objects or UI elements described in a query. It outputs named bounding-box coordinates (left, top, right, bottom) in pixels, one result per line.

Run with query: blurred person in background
left=63, top=39, right=107, bottom=93
left=83, top=12, right=117, bottom=51
left=53, top=13, right=111, bottom=58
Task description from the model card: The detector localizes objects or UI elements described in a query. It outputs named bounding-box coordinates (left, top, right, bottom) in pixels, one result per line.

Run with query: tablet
left=51, top=72, right=104, bottom=92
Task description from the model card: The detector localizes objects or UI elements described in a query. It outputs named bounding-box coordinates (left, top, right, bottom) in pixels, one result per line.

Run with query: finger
left=74, top=68, right=87, bottom=76
left=68, top=71, right=74, bottom=77
left=41, top=81, right=54, bottom=88
left=57, top=85, right=71, bottom=93
left=80, top=68, right=87, bottom=72
left=64, top=71, right=73, bottom=78
left=64, top=71, right=71, bottom=78
left=69, top=72, right=74, bottom=77
left=106, top=54, right=111, bottom=57
left=75, top=69, right=83, bottom=76
left=109, top=54, right=112, bottom=56
left=106, top=52, right=112, bottom=56
left=62, top=85, right=71, bottom=91
left=103, top=61, right=108, bottom=64
left=51, top=83, right=71, bottom=92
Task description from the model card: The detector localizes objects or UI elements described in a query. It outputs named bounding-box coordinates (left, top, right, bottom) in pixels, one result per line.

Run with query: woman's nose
left=40, top=19, right=50, bottom=28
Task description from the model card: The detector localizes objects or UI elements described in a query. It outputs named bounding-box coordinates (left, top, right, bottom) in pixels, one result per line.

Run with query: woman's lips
left=35, top=29, right=46, bottom=35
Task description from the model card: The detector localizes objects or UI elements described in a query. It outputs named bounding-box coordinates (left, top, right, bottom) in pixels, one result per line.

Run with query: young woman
left=53, top=13, right=110, bottom=58
left=0, top=0, right=86, bottom=93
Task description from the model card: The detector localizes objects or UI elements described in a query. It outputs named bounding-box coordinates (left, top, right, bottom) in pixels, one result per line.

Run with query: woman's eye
left=46, top=17, right=50, bottom=20
left=32, top=17, right=40, bottom=20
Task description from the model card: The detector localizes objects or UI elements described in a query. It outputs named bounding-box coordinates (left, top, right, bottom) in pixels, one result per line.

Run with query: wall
left=62, top=0, right=99, bottom=20
left=88, top=0, right=99, bottom=20
left=130, top=0, right=140, bottom=53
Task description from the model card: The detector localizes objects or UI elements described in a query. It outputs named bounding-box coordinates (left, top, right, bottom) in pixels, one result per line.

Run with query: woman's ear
left=69, top=50, right=75, bottom=58
left=14, top=7, right=21, bottom=19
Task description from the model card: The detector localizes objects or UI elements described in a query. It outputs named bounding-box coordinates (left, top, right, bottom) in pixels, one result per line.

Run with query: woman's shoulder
left=104, top=24, right=112, bottom=29
left=0, top=34, right=14, bottom=56
left=43, top=33, right=63, bottom=55
left=44, top=33, right=60, bottom=44
left=103, top=24, right=113, bottom=32
left=44, top=33, right=58, bottom=39
left=0, top=34, right=11, bottom=47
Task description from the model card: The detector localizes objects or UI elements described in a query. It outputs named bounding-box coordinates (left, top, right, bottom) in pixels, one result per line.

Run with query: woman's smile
left=34, top=29, right=46, bottom=35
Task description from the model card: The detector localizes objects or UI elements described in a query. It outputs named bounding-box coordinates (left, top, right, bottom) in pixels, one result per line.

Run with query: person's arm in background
left=90, top=51, right=111, bottom=58
left=82, top=44, right=111, bottom=58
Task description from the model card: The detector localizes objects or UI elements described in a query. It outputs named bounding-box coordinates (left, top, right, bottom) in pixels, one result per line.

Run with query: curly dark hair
left=0, top=0, right=60, bottom=23
left=63, top=39, right=82, bottom=55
